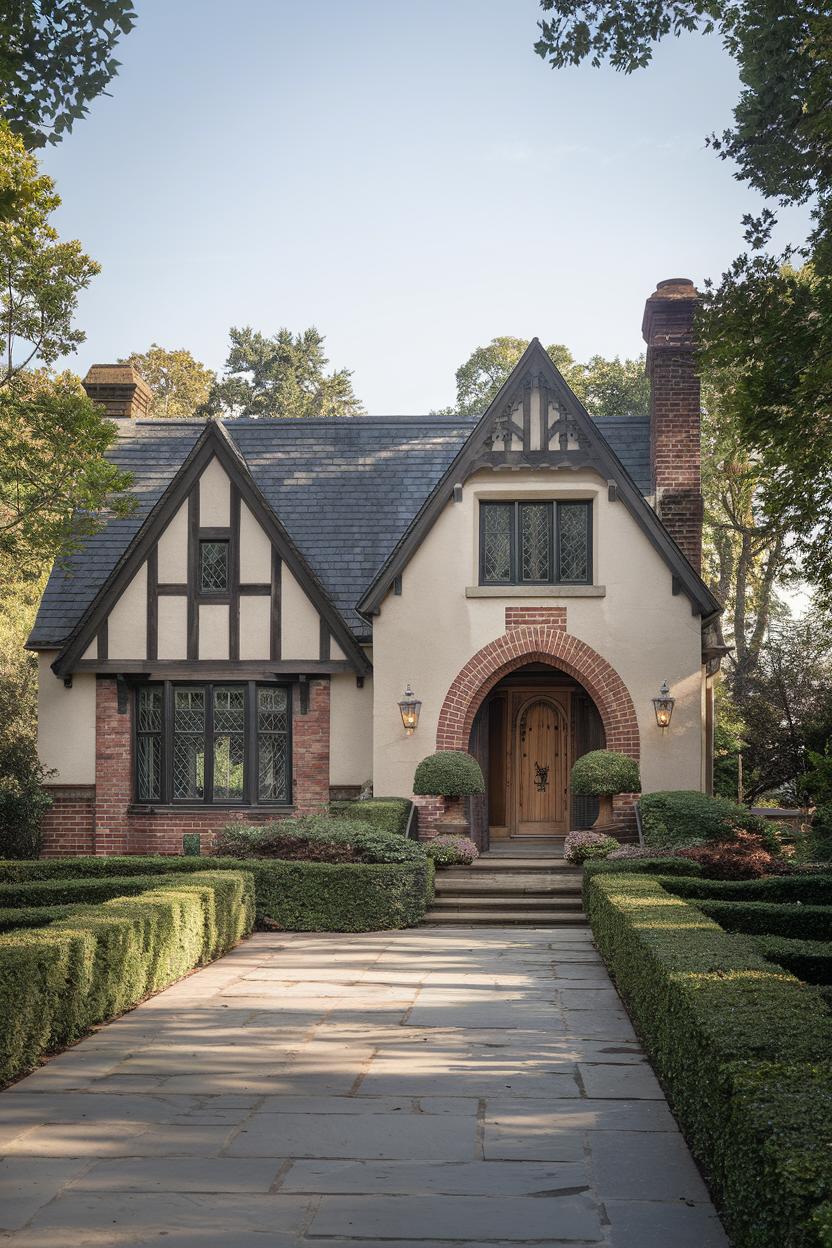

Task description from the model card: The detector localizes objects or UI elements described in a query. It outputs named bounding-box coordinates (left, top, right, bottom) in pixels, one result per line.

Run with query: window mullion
left=246, top=681, right=257, bottom=805
left=513, top=502, right=519, bottom=584
left=205, top=683, right=214, bottom=804
left=163, top=682, right=172, bottom=803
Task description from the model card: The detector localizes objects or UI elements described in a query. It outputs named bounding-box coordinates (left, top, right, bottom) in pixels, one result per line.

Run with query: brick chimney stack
left=82, top=364, right=151, bottom=421
left=642, top=278, right=703, bottom=572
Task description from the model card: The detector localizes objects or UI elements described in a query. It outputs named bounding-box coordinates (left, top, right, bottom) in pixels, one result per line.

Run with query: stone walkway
left=0, top=928, right=730, bottom=1247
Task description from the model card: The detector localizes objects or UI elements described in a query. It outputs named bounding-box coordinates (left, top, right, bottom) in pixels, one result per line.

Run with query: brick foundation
left=40, top=677, right=332, bottom=857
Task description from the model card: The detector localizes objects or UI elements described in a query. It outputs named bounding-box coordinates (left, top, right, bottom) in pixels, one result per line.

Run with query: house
left=28, top=278, right=723, bottom=856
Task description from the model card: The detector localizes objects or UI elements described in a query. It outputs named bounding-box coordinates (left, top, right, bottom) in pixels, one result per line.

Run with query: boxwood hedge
left=585, top=870, right=832, bottom=1248
left=0, top=855, right=433, bottom=931
left=0, top=870, right=253, bottom=1087
left=0, top=904, right=83, bottom=932
left=694, top=899, right=832, bottom=942
left=666, top=874, right=832, bottom=905
left=328, top=798, right=413, bottom=837
left=753, top=935, right=832, bottom=986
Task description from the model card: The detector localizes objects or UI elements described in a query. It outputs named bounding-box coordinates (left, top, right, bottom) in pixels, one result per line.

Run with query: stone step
left=423, top=909, right=589, bottom=926
left=458, top=859, right=580, bottom=874
left=430, top=894, right=584, bottom=912
left=435, top=879, right=583, bottom=897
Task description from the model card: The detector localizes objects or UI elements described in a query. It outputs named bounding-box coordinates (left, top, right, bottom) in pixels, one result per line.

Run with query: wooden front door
left=514, top=697, right=569, bottom=836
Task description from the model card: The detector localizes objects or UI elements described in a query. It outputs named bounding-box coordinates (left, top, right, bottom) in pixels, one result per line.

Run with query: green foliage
left=120, top=345, right=215, bottom=420
left=800, top=745, right=832, bottom=807
left=695, top=898, right=832, bottom=942
left=422, top=835, right=479, bottom=867
left=666, top=874, right=832, bottom=906
left=564, top=830, right=618, bottom=864
left=0, top=870, right=253, bottom=1086
left=0, top=904, right=82, bottom=931
left=752, top=935, right=832, bottom=987
left=448, top=335, right=648, bottom=417
left=801, top=805, right=832, bottom=863
left=583, top=856, right=703, bottom=879
left=585, top=869, right=832, bottom=1247
left=412, top=751, right=485, bottom=798
left=0, top=854, right=434, bottom=931
left=640, top=789, right=771, bottom=850
left=203, top=326, right=363, bottom=419
left=0, top=1, right=136, bottom=149
left=212, top=816, right=426, bottom=864
left=570, top=749, right=640, bottom=798
left=328, top=797, right=413, bottom=837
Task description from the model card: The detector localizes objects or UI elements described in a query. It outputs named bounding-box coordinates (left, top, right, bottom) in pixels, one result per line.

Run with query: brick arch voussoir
left=436, top=626, right=640, bottom=760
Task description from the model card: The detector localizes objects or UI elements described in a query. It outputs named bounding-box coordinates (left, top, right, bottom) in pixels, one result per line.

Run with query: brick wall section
left=94, top=678, right=132, bottom=855
left=39, top=677, right=332, bottom=858
left=40, top=786, right=95, bottom=856
left=642, top=278, right=703, bottom=573
left=505, top=606, right=566, bottom=631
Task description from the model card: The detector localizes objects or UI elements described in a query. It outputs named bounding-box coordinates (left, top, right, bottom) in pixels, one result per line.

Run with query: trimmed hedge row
left=0, top=856, right=433, bottom=931
left=666, top=875, right=832, bottom=905
left=328, top=798, right=413, bottom=837
left=754, top=935, right=832, bottom=986
left=0, top=871, right=254, bottom=1086
left=695, top=899, right=832, bottom=942
left=584, top=870, right=832, bottom=1248
left=0, top=904, right=83, bottom=932
left=583, top=856, right=703, bottom=879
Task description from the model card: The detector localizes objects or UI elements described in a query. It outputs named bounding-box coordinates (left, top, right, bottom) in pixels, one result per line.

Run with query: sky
left=42, top=0, right=810, bottom=415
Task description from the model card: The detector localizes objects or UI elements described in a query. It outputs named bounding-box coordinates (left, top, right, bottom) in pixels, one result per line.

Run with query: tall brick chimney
left=642, top=278, right=703, bottom=572
left=83, top=364, right=151, bottom=421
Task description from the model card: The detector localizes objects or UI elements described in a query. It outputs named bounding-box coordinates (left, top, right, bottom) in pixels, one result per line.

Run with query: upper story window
left=479, top=500, right=592, bottom=586
left=199, top=539, right=229, bottom=593
left=135, top=681, right=291, bottom=806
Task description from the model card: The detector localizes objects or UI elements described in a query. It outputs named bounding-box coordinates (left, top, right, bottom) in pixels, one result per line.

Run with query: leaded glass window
left=520, top=503, right=552, bottom=582
left=136, top=686, right=162, bottom=801
left=257, top=687, right=290, bottom=802
left=479, top=500, right=591, bottom=586
left=173, top=688, right=205, bottom=799
left=200, top=540, right=229, bottom=593
left=481, top=503, right=512, bottom=583
left=213, top=687, right=245, bottom=800
left=558, top=502, right=590, bottom=583
left=135, top=682, right=291, bottom=806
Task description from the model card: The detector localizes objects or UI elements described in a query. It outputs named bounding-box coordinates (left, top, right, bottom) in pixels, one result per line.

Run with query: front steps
left=424, top=848, right=586, bottom=927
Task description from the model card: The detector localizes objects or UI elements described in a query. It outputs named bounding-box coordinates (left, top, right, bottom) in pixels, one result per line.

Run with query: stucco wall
left=281, top=566, right=321, bottom=660
left=157, top=501, right=187, bottom=582
left=330, top=673, right=373, bottom=786
left=240, top=503, right=271, bottom=582
left=371, top=468, right=705, bottom=800
left=107, top=563, right=147, bottom=659
left=37, top=652, right=96, bottom=783
left=157, top=596, right=187, bottom=659
left=199, top=456, right=230, bottom=526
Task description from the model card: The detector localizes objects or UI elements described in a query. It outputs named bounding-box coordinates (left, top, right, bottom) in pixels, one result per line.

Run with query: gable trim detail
left=356, top=339, right=720, bottom=621
left=52, top=421, right=371, bottom=679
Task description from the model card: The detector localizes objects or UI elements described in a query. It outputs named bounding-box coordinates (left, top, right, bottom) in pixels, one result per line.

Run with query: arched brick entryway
left=436, top=624, right=640, bottom=760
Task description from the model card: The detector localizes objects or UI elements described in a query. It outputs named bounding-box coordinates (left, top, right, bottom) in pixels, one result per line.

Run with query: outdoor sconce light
left=653, top=680, right=675, bottom=731
left=398, top=684, right=422, bottom=736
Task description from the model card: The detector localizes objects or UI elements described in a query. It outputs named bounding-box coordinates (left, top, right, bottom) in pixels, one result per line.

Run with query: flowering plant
left=423, top=835, right=480, bottom=867
left=564, top=829, right=618, bottom=864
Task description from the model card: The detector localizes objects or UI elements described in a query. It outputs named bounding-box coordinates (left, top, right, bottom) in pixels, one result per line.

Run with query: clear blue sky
left=42, top=0, right=808, bottom=413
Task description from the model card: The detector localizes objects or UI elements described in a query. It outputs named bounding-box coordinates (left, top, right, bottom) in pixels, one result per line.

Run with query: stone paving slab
left=0, top=927, right=730, bottom=1247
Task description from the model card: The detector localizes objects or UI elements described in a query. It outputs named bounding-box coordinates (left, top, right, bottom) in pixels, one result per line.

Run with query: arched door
left=514, top=697, right=569, bottom=836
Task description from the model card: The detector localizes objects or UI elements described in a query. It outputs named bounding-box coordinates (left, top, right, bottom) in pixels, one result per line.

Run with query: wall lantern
left=398, top=684, right=422, bottom=736
left=653, top=680, right=675, bottom=731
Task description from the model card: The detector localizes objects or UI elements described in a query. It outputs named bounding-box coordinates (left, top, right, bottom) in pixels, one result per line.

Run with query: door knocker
left=534, top=762, right=549, bottom=792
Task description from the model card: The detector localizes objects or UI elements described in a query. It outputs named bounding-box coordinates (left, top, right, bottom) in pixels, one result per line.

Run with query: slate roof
left=28, top=410, right=651, bottom=651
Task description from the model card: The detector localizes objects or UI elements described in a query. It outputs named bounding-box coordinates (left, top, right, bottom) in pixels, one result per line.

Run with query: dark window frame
left=133, top=680, right=292, bottom=807
left=199, top=538, right=230, bottom=595
left=478, top=500, right=593, bottom=586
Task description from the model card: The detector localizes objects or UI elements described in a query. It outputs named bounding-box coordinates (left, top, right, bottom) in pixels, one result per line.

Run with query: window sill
left=465, top=585, right=606, bottom=598
left=127, top=804, right=295, bottom=815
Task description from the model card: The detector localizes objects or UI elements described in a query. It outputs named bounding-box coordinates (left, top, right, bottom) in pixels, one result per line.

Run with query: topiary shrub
left=328, top=798, right=412, bottom=837
left=413, top=751, right=485, bottom=798
left=212, top=816, right=426, bottom=864
left=640, top=789, right=775, bottom=852
left=564, top=829, right=618, bottom=864
left=423, top=835, right=479, bottom=867
left=571, top=749, right=640, bottom=829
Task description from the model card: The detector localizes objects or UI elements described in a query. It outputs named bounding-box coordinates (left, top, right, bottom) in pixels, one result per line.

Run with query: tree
left=204, top=326, right=363, bottom=420
left=0, top=0, right=137, bottom=149
left=121, top=345, right=215, bottom=420
left=0, top=117, right=132, bottom=568
left=533, top=1, right=832, bottom=599
left=448, top=336, right=648, bottom=417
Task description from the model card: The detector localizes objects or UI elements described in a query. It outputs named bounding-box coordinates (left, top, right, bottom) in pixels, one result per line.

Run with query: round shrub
left=640, top=790, right=775, bottom=851
left=212, top=816, right=427, bottom=865
left=413, top=751, right=485, bottom=798
left=564, top=829, right=619, bottom=864
left=571, top=750, right=641, bottom=798
left=423, top=835, right=479, bottom=867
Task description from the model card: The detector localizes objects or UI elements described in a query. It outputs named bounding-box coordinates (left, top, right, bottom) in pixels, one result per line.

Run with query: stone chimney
left=82, top=364, right=152, bottom=421
left=642, top=278, right=703, bottom=572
